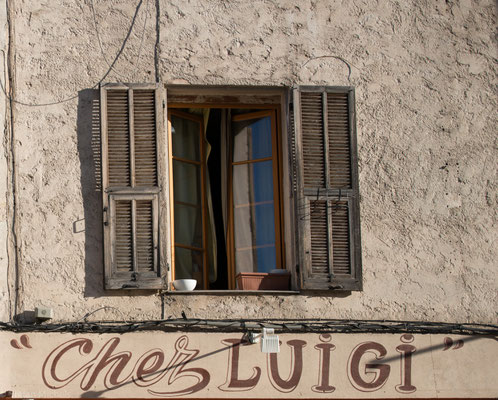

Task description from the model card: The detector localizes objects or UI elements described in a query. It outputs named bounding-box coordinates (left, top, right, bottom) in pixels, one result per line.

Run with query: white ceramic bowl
left=172, top=279, right=197, bottom=291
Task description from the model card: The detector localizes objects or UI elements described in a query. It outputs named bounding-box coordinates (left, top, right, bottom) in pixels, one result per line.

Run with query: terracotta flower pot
left=236, top=271, right=290, bottom=290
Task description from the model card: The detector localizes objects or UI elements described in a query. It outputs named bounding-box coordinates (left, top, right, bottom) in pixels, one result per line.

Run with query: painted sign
left=1, top=331, right=497, bottom=398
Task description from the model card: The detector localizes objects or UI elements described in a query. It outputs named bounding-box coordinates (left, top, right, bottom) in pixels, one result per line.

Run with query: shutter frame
left=293, top=87, right=362, bottom=291
left=101, top=83, right=170, bottom=290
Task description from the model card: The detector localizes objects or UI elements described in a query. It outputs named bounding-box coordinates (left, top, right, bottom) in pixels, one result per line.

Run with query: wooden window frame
left=228, top=109, right=282, bottom=289
left=167, top=88, right=287, bottom=290
left=168, top=109, right=210, bottom=288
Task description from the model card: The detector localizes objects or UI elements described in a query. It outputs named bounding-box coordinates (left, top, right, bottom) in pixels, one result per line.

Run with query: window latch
left=122, top=283, right=139, bottom=289
left=122, top=273, right=139, bottom=289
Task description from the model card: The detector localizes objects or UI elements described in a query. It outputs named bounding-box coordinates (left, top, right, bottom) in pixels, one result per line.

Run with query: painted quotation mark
left=443, top=337, right=464, bottom=351
left=10, top=334, right=32, bottom=349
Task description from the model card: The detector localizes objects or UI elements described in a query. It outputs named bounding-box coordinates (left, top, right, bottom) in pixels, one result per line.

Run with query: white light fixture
left=261, top=328, right=280, bottom=353
left=35, top=306, right=53, bottom=321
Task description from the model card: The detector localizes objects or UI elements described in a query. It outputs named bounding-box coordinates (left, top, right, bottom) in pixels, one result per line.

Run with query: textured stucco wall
left=2, top=0, right=496, bottom=323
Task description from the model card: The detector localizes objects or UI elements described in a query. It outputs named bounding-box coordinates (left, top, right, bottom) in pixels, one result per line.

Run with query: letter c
left=42, top=338, right=93, bottom=389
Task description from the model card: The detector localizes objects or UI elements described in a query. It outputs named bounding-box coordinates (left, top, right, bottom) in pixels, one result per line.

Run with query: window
left=100, top=84, right=362, bottom=291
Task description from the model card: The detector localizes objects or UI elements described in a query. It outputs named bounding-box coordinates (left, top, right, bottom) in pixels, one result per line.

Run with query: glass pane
left=234, top=203, right=276, bottom=249
left=232, top=116, right=272, bottom=162
left=233, top=161, right=274, bottom=206
left=233, top=202, right=276, bottom=274
left=173, top=160, right=200, bottom=205
left=175, top=247, right=203, bottom=287
left=232, top=155, right=276, bottom=274
left=174, top=203, right=202, bottom=248
left=171, top=114, right=200, bottom=161
left=235, top=246, right=276, bottom=274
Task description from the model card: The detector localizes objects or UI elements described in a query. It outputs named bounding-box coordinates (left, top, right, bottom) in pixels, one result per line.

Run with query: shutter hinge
left=103, top=207, right=109, bottom=226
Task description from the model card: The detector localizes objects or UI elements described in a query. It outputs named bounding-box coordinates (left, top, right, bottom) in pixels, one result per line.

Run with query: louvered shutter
left=101, top=84, right=170, bottom=289
left=293, top=87, right=362, bottom=291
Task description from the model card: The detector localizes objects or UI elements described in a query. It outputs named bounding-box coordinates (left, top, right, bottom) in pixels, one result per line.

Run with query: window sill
left=164, top=290, right=300, bottom=296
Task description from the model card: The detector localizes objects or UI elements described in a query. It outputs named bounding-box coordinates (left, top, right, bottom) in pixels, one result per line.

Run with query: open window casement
left=293, top=87, right=362, bottom=291
left=101, top=84, right=170, bottom=289
left=99, top=84, right=361, bottom=292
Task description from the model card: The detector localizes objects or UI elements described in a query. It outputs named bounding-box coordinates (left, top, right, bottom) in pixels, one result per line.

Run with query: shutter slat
left=327, top=92, right=351, bottom=189
left=108, top=90, right=131, bottom=187
left=301, top=93, right=325, bottom=188
left=309, top=200, right=329, bottom=275
left=134, top=90, right=158, bottom=187
left=136, top=200, right=154, bottom=272
left=331, top=200, right=350, bottom=275
left=115, top=200, right=133, bottom=271
left=290, top=107, right=298, bottom=193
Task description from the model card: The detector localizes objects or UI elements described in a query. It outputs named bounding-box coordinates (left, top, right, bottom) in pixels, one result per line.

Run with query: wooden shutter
left=293, top=87, right=362, bottom=291
left=101, top=83, right=170, bottom=289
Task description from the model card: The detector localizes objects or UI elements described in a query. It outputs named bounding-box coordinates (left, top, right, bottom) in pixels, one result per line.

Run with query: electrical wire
left=0, top=0, right=146, bottom=107
left=1, top=318, right=496, bottom=336
left=90, top=0, right=150, bottom=82
left=75, top=306, right=128, bottom=324
left=300, top=55, right=354, bottom=83
left=132, top=0, right=151, bottom=81
left=89, top=0, right=129, bottom=81
left=154, top=0, right=161, bottom=83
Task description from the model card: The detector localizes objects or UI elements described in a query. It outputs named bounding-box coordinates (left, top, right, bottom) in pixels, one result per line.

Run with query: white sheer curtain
left=171, top=110, right=218, bottom=286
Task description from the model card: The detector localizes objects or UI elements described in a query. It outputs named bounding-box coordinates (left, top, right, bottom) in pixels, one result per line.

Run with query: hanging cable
left=1, top=318, right=496, bottom=336
left=0, top=0, right=145, bottom=107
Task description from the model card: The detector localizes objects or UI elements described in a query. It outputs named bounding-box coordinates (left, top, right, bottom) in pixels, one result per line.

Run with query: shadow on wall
left=77, top=89, right=104, bottom=298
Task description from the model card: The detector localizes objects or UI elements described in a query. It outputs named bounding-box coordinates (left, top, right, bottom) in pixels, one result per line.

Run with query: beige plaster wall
left=2, top=0, right=496, bottom=323
left=0, top=0, right=10, bottom=322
